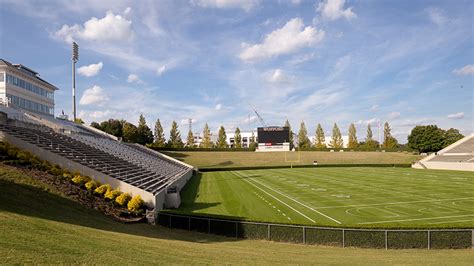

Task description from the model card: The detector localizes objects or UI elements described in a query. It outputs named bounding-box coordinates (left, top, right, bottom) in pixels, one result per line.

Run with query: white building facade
left=0, top=59, right=56, bottom=116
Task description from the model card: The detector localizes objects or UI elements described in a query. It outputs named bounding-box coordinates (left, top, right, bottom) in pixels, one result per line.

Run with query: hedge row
left=157, top=213, right=472, bottom=249
left=0, top=141, right=144, bottom=214
left=148, top=146, right=255, bottom=152
left=198, top=163, right=412, bottom=172
left=149, top=146, right=415, bottom=153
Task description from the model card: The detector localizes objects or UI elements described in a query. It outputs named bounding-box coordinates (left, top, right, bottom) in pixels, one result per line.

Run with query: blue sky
left=1, top=0, right=472, bottom=142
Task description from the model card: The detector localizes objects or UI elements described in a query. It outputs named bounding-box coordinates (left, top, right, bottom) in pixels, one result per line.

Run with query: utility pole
left=188, top=118, right=193, bottom=133
left=72, top=42, right=79, bottom=122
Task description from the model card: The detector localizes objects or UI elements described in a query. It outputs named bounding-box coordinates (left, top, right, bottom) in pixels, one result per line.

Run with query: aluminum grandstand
left=413, top=134, right=474, bottom=171
left=0, top=105, right=193, bottom=215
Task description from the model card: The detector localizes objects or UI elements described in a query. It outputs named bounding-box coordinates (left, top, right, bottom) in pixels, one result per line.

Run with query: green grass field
left=163, top=151, right=422, bottom=168
left=172, top=167, right=474, bottom=228
left=1, top=165, right=473, bottom=264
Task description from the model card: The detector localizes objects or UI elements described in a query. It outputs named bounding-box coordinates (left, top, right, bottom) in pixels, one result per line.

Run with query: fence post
left=385, top=230, right=388, bottom=250
left=303, top=227, right=306, bottom=244
left=267, top=224, right=271, bottom=240
left=235, top=222, right=239, bottom=238
left=342, top=229, right=345, bottom=248
left=428, top=230, right=431, bottom=250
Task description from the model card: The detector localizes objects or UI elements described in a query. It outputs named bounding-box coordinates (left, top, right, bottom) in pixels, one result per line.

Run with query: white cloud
left=427, top=7, right=447, bottom=26
left=215, top=103, right=222, bottom=110
left=317, top=0, right=356, bottom=21
left=180, top=118, right=197, bottom=125
left=366, top=117, right=380, bottom=126
left=447, top=112, right=464, bottom=119
left=54, top=10, right=133, bottom=43
left=79, top=85, right=109, bottom=106
left=77, top=62, right=103, bottom=77
left=290, top=52, right=317, bottom=65
left=453, top=65, right=474, bottom=76
left=291, top=0, right=301, bottom=5
left=157, top=65, right=167, bottom=76
left=268, top=69, right=288, bottom=83
left=388, top=112, right=401, bottom=119
left=239, top=18, right=325, bottom=62
left=127, top=74, right=142, bottom=83
left=244, top=115, right=258, bottom=124
left=191, top=0, right=259, bottom=12
left=369, top=104, right=379, bottom=112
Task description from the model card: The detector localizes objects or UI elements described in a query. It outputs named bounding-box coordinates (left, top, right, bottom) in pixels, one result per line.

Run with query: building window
left=0, top=73, right=4, bottom=82
left=6, top=94, right=53, bottom=116
left=6, top=74, right=54, bottom=100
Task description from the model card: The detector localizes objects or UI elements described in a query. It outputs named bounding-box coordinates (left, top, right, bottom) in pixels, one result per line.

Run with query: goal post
left=285, top=151, right=301, bottom=168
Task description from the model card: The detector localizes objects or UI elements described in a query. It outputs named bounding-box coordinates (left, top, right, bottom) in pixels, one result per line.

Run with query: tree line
left=91, top=116, right=463, bottom=153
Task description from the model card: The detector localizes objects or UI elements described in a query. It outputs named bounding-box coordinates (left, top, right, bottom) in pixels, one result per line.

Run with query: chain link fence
left=157, top=212, right=473, bottom=249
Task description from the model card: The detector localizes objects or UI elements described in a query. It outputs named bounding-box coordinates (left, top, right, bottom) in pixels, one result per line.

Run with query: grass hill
left=162, top=151, right=422, bottom=169
left=1, top=165, right=473, bottom=264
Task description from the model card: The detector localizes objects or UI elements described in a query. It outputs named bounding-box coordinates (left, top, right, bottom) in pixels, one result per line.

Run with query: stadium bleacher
left=0, top=107, right=193, bottom=211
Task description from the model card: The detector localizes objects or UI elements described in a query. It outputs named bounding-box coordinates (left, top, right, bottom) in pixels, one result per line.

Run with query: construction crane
left=248, top=103, right=267, bottom=127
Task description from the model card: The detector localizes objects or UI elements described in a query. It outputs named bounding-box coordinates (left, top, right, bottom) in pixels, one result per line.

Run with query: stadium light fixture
left=72, top=42, right=79, bottom=122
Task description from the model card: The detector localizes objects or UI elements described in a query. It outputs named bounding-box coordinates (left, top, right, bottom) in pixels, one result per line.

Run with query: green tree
left=284, top=119, right=294, bottom=149
left=408, top=125, right=446, bottom=153
left=98, top=119, right=123, bottom=138
left=360, top=124, right=379, bottom=150
left=168, top=121, right=183, bottom=148
left=200, top=123, right=213, bottom=148
left=74, top=118, right=84, bottom=124
left=329, top=123, right=344, bottom=149
left=314, top=123, right=326, bottom=149
left=297, top=121, right=311, bottom=150
left=234, top=127, right=242, bottom=148
left=347, top=123, right=358, bottom=149
left=443, top=128, right=464, bottom=148
left=137, top=114, right=153, bottom=145
left=122, top=122, right=139, bottom=143
left=217, top=125, right=228, bottom=148
left=382, top=121, right=398, bottom=149
left=249, top=131, right=257, bottom=151
left=153, top=119, right=166, bottom=147
left=186, top=129, right=195, bottom=147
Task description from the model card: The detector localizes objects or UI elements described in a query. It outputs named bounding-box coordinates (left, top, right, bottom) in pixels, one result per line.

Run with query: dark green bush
left=238, top=223, right=268, bottom=239
left=210, top=220, right=237, bottom=237
left=304, top=228, right=343, bottom=246
left=270, top=225, right=303, bottom=243
left=345, top=230, right=385, bottom=248
left=387, top=231, right=427, bottom=249
left=430, top=231, right=472, bottom=249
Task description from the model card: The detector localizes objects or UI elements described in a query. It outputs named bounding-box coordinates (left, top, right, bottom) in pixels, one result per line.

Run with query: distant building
left=0, top=59, right=57, bottom=116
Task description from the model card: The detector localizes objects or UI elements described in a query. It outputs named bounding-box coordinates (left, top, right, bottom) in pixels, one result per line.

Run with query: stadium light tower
left=72, top=42, right=79, bottom=122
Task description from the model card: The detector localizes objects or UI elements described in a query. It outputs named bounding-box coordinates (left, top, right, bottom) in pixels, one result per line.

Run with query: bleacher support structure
left=412, top=134, right=474, bottom=171
left=0, top=107, right=194, bottom=215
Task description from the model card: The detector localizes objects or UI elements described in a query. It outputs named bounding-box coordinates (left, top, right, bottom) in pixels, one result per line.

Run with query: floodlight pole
left=72, top=42, right=79, bottom=122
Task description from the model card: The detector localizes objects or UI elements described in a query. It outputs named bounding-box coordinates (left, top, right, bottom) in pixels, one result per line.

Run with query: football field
left=174, top=167, right=474, bottom=228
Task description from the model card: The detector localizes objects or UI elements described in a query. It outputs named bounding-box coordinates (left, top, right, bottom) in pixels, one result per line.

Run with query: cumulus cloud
left=317, top=0, right=356, bottom=21
left=239, top=18, right=325, bottom=62
left=369, top=104, right=379, bottom=112
left=453, top=65, right=474, bottom=76
left=54, top=11, right=133, bottom=43
left=77, top=62, right=103, bottom=77
left=127, top=74, right=141, bottom=83
left=79, top=85, right=109, bottom=106
left=427, top=7, right=447, bottom=26
left=447, top=112, right=464, bottom=119
left=244, top=115, right=258, bottom=124
left=157, top=65, right=167, bottom=76
left=191, top=0, right=259, bottom=12
left=215, top=103, right=222, bottom=110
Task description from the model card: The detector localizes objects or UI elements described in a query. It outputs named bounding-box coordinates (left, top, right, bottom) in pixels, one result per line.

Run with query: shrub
left=115, top=193, right=132, bottom=206
left=94, top=184, right=111, bottom=195
left=71, top=175, right=91, bottom=186
left=85, top=180, right=99, bottom=191
left=128, top=195, right=144, bottom=212
left=105, top=189, right=121, bottom=201
left=62, top=172, right=72, bottom=180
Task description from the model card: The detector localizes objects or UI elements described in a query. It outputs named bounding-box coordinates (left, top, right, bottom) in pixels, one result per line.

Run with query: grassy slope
left=1, top=166, right=473, bottom=264
left=172, top=168, right=474, bottom=228
left=163, top=151, right=422, bottom=168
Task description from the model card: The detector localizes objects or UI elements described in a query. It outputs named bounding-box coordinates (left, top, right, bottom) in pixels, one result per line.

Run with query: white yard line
left=238, top=171, right=342, bottom=225
left=358, top=214, right=474, bottom=225
left=316, top=197, right=474, bottom=209
left=429, top=219, right=474, bottom=225
left=233, top=171, right=316, bottom=224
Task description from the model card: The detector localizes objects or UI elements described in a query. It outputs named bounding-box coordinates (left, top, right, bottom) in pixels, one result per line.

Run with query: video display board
left=257, top=127, right=290, bottom=145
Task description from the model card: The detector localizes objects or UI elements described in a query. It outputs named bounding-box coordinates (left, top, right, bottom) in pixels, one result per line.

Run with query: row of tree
left=290, top=120, right=398, bottom=150
left=91, top=116, right=463, bottom=152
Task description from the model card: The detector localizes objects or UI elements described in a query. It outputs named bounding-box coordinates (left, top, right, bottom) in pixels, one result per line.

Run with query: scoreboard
left=257, top=127, right=290, bottom=145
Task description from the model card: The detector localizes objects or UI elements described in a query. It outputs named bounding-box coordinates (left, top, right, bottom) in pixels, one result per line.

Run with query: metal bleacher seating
left=0, top=123, right=188, bottom=194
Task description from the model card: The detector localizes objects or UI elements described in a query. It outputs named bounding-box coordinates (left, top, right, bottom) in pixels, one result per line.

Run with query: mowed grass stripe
left=176, top=168, right=474, bottom=228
